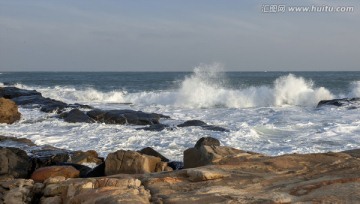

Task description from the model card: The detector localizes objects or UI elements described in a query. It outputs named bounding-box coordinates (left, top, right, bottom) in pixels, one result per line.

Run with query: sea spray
left=349, top=81, right=360, bottom=97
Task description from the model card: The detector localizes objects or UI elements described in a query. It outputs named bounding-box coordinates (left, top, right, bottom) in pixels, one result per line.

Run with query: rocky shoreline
left=1, top=135, right=360, bottom=203
left=1, top=86, right=360, bottom=203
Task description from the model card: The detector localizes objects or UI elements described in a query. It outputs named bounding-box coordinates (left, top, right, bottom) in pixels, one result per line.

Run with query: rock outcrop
left=0, top=87, right=90, bottom=113
left=1, top=135, right=360, bottom=203
left=184, top=137, right=262, bottom=168
left=87, top=109, right=168, bottom=125
left=0, top=98, right=21, bottom=124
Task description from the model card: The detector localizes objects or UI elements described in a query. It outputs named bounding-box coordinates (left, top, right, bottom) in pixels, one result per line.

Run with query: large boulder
left=30, top=166, right=80, bottom=183
left=87, top=109, right=168, bottom=125
left=0, top=147, right=32, bottom=178
left=183, top=137, right=259, bottom=168
left=105, top=150, right=162, bottom=175
left=0, top=98, right=21, bottom=124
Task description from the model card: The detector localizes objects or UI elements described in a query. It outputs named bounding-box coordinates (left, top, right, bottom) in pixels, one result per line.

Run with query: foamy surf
left=1, top=67, right=360, bottom=160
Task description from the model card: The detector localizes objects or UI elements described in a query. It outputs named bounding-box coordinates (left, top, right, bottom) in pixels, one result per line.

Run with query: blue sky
left=0, top=0, right=359, bottom=71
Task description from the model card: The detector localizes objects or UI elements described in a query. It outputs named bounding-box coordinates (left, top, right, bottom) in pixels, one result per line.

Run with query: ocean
left=1, top=67, right=360, bottom=161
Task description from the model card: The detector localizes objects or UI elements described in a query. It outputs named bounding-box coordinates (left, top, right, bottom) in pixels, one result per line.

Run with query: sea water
left=1, top=65, right=360, bottom=160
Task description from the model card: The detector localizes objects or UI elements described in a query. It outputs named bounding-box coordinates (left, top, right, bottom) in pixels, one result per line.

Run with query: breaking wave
left=8, top=64, right=360, bottom=108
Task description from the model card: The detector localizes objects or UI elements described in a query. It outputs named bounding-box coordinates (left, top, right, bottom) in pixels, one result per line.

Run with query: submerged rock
left=178, top=120, right=229, bottom=132
left=62, top=109, right=95, bottom=123
left=0, top=135, right=36, bottom=147
left=177, top=120, right=207, bottom=127
left=0, top=98, right=21, bottom=124
left=136, top=124, right=169, bottom=131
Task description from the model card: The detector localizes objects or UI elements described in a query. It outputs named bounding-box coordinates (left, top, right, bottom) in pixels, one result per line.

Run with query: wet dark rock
left=85, top=162, right=105, bottom=178
left=195, top=137, right=221, bottom=149
left=1, top=87, right=92, bottom=114
left=0, top=135, right=36, bottom=147
left=68, top=103, right=93, bottom=109
left=0, top=87, right=41, bottom=99
left=138, top=147, right=169, bottom=162
left=317, top=98, right=360, bottom=108
left=201, top=125, right=230, bottom=132
left=177, top=120, right=207, bottom=127
left=62, top=109, right=95, bottom=123
left=0, top=147, right=32, bottom=178
left=11, top=94, right=67, bottom=113
left=30, top=149, right=70, bottom=170
left=178, top=120, right=229, bottom=132
left=137, top=124, right=169, bottom=131
left=87, top=109, right=165, bottom=125
left=167, top=161, right=184, bottom=170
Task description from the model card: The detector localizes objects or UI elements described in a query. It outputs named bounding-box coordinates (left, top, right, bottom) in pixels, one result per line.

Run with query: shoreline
left=1, top=134, right=360, bottom=203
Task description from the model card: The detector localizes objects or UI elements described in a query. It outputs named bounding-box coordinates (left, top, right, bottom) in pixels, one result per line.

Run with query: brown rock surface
left=40, top=177, right=150, bottom=204
left=140, top=150, right=360, bottom=203
left=105, top=150, right=162, bottom=175
left=0, top=98, right=21, bottom=124
left=31, top=166, right=80, bottom=183
left=0, top=179, right=34, bottom=204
